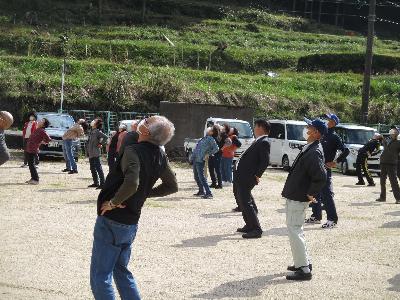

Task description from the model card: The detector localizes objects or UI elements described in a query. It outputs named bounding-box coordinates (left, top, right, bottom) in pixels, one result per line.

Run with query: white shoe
left=26, top=179, right=39, bottom=185
left=322, top=220, right=337, bottom=229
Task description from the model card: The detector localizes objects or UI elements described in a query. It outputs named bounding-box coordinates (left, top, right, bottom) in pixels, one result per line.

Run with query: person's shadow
left=172, top=233, right=240, bottom=248
left=192, top=273, right=289, bottom=299
left=388, top=273, right=400, bottom=292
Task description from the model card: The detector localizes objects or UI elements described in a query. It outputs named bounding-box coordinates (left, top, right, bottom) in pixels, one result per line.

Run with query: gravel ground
left=1, top=158, right=399, bottom=300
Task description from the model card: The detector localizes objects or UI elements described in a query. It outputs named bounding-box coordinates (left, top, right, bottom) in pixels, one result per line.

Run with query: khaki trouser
left=286, top=199, right=310, bottom=268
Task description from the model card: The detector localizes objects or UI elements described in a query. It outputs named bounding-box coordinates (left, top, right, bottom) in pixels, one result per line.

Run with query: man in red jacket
left=26, top=118, right=51, bottom=185
left=22, top=111, right=38, bottom=167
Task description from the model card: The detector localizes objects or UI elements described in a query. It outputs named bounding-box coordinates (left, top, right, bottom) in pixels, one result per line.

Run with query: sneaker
left=215, top=185, right=223, bottom=189
left=376, top=198, right=386, bottom=202
left=242, top=230, right=262, bottom=239
left=202, top=194, right=213, bottom=199
left=96, top=185, right=104, bottom=190
left=355, top=181, right=365, bottom=186
left=322, top=220, right=337, bottom=229
left=232, top=206, right=241, bottom=212
left=305, top=216, right=321, bottom=224
left=237, top=226, right=251, bottom=233
left=68, top=170, right=78, bottom=174
left=287, top=264, right=313, bottom=272
left=286, top=269, right=312, bottom=281
left=367, top=183, right=375, bottom=187
left=193, top=191, right=204, bottom=196
left=62, top=169, right=70, bottom=172
left=26, top=179, right=39, bottom=185
left=20, top=164, right=27, bottom=168
left=88, top=183, right=99, bottom=188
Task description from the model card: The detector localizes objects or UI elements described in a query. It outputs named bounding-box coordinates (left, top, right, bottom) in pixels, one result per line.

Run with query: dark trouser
left=233, top=176, right=261, bottom=232
left=398, top=161, right=400, bottom=182
left=90, top=157, right=105, bottom=186
left=27, top=152, right=39, bottom=181
left=108, top=151, right=117, bottom=171
left=356, top=153, right=374, bottom=184
left=208, top=153, right=222, bottom=186
left=380, top=163, right=400, bottom=201
left=23, top=138, right=38, bottom=165
left=311, top=169, right=338, bottom=222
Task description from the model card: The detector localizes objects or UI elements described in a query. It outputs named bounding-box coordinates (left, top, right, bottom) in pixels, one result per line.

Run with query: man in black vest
left=234, top=119, right=271, bottom=239
left=90, top=116, right=178, bottom=300
left=282, top=118, right=327, bottom=281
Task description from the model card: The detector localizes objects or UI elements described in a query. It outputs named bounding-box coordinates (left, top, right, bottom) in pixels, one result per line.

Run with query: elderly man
left=90, top=116, right=178, bottom=300
left=282, top=118, right=327, bottom=281
left=62, top=119, right=88, bottom=174
left=376, top=126, right=400, bottom=204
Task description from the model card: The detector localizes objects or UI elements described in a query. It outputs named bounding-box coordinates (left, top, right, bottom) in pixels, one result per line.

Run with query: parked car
left=268, top=120, right=307, bottom=170
left=184, top=117, right=255, bottom=162
left=36, top=112, right=81, bottom=160
left=334, top=124, right=379, bottom=175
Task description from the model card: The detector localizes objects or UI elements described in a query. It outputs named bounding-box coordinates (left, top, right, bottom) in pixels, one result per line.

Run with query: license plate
left=49, top=141, right=59, bottom=147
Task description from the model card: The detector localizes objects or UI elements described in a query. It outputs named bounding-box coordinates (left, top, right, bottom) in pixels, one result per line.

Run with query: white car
left=268, top=120, right=307, bottom=170
left=334, top=124, right=379, bottom=175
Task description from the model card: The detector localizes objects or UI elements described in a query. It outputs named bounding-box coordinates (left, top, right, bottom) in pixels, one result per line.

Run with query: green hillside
left=0, top=2, right=399, bottom=124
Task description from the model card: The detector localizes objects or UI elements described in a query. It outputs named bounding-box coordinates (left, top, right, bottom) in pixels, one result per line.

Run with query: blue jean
left=193, top=161, right=212, bottom=195
left=221, top=157, right=233, bottom=183
left=62, top=139, right=77, bottom=171
left=311, top=169, right=338, bottom=222
left=90, top=216, right=141, bottom=300
left=90, top=157, right=105, bottom=186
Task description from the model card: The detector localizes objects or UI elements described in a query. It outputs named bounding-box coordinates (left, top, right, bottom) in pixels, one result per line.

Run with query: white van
left=269, top=120, right=307, bottom=170
left=334, top=124, right=379, bottom=174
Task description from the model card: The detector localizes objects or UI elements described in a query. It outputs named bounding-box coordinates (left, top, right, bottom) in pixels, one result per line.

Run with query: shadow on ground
left=350, top=202, right=380, bottom=207
left=192, top=273, right=289, bottom=299
left=264, top=226, right=322, bottom=237
left=0, top=182, right=26, bottom=186
left=201, top=212, right=240, bottom=219
left=68, top=200, right=97, bottom=205
left=173, top=233, right=240, bottom=248
left=388, top=274, right=400, bottom=292
left=385, top=211, right=400, bottom=217
left=381, top=221, right=400, bottom=228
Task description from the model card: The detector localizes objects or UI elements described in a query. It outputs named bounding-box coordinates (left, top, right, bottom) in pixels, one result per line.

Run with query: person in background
left=25, top=118, right=51, bottom=185
left=305, top=113, right=349, bottom=229
left=0, top=111, right=13, bottom=166
left=234, top=119, right=270, bottom=239
left=119, top=120, right=139, bottom=154
left=62, top=119, right=88, bottom=174
left=376, top=126, right=400, bottom=204
left=355, top=133, right=382, bottom=186
left=208, top=125, right=223, bottom=189
left=107, top=124, right=127, bottom=171
left=90, top=116, right=177, bottom=300
left=221, top=127, right=242, bottom=186
left=282, top=118, right=327, bottom=281
left=21, top=111, right=38, bottom=168
left=191, top=127, right=219, bottom=199
left=87, top=118, right=108, bottom=189
left=116, top=124, right=127, bottom=154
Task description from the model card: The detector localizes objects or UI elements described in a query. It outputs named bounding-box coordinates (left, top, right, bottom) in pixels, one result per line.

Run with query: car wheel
left=282, top=155, right=290, bottom=171
left=341, top=161, right=349, bottom=175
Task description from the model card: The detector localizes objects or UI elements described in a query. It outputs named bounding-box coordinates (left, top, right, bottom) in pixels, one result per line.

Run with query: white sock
left=301, top=266, right=311, bottom=273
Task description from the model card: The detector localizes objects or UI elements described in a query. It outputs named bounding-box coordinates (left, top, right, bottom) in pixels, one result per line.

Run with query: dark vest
left=97, top=142, right=167, bottom=225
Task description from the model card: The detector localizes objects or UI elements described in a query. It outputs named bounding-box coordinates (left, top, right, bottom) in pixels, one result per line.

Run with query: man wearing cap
left=282, top=118, right=327, bottom=281
left=376, top=126, right=400, bottom=204
left=305, top=113, right=349, bottom=229
left=355, top=133, right=382, bottom=186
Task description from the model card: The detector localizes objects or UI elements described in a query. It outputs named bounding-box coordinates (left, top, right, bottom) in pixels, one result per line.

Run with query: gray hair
left=148, top=116, right=175, bottom=146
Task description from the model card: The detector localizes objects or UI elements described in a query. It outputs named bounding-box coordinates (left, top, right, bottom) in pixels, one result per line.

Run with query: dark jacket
left=234, top=136, right=270, bottom=186
left=97, top=142, right=178, bottom=225
left=282, top=141, right=327, bottom=202
left=380, top=138, right=400, bottom=165
left=358, top=139, right=381, bottom=156
left=322, top=127, right=349, bottom=163
left=119, top=131, right=139, bottom=155
left=0, top=130, right=10, bottom=166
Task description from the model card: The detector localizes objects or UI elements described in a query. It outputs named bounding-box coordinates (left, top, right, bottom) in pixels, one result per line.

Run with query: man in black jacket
left=282, top=118, right=327, bottom=281
left=355, top=133, right=382, bottom=186
left=90, top=116, right=178, bottom=300
left=234, top=119, right=271, bottom=239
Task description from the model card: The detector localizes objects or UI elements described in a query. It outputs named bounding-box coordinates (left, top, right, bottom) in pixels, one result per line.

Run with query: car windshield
left=287, top=124, right=306, bottom=141
left=342, top=129, right=375, bottom=145
left=217, top=121, right=254, bottom=138
left=38, top=115, right=75, bottom=129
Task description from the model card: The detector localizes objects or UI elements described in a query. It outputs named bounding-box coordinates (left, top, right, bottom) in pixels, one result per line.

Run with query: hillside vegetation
left=0, top=1, right=399, bottom=124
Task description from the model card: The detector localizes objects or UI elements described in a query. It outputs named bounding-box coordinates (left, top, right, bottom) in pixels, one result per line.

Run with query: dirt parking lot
left=1, top=157, right=399, bottom=299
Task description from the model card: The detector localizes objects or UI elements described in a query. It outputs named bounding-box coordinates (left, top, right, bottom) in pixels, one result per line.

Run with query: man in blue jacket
left=305, top=113, right=349, bottom=229
left=282, top=118, right=327, bottom=281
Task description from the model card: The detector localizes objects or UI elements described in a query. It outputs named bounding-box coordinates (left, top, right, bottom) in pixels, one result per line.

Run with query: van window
left=287, top=124, right=306, bottom=141
left=216, top=121, right=254, bottom=138
left=341, top=129, right=375, bottom=145
left=269, top=123, right=285, bottom=139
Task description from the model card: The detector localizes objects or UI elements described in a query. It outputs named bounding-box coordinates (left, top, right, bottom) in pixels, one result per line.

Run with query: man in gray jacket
left=376, top=126, right=400, bottom=204
left=282, top=118, right=327, bottom=281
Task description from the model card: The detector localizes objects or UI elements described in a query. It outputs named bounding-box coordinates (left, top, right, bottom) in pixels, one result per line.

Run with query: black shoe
left=62, top=169, right=70, bottom=172
left=202, top=194, right=213, bottom=199
left=367, top=183, right=375, bottom=187
left=355, top=181, right=365, bottom=186
left=232, top=207, right=242, bottom=212
left=376, top=198, right=386, bottom=202
left=215, top=185, right=223, bottom=189
left=68, top=170, right=78, bottom=174
left=287, top=264, right=313, bottom=272
left=237, top=226, right=251, bottom=233
left=88, top=184, right=99, bottom=188
left=96, top=185, right=104, bottom=190
left=286, top=269, right=312, bottom=281
left=242, top=230, right=262, bottom=239
left=209, top=184, right=217, bottom=188
left=193, top=191, right=204, bottom=196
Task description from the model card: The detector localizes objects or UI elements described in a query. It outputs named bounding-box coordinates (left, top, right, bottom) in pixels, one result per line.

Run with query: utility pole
left=60, top=57, right=65, bottom=113
left=361, top=0, right=376, bottom=125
